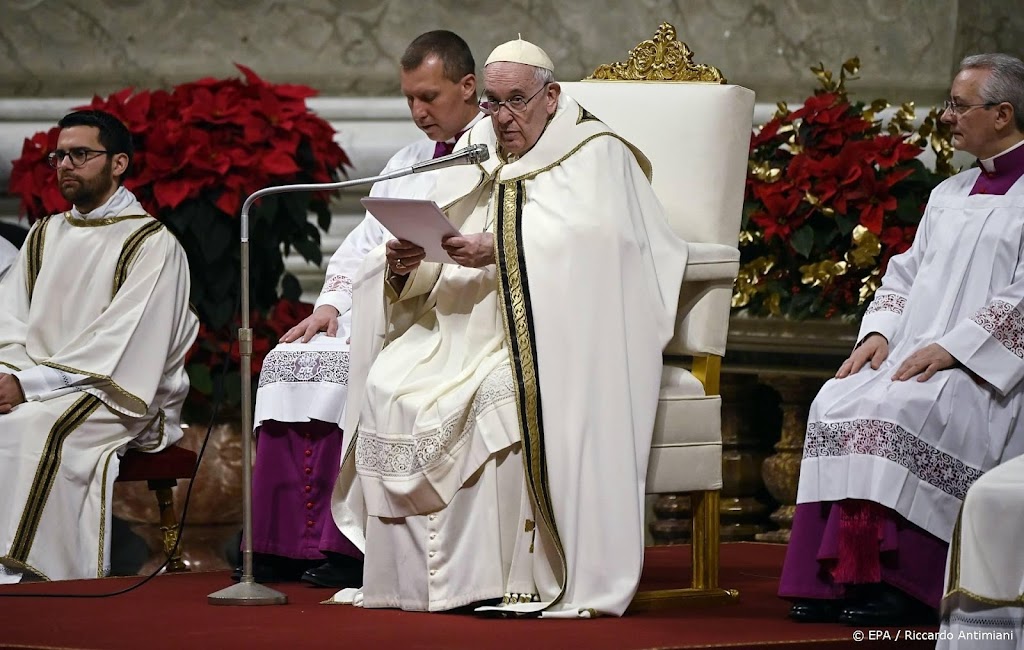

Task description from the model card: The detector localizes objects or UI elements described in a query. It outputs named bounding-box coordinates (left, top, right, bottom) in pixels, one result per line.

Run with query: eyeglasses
left=941, top=99, right=1001, bottom=116
left=47, top=147, right=111, bottom=169
left=479, top=84, right=548, bottom=116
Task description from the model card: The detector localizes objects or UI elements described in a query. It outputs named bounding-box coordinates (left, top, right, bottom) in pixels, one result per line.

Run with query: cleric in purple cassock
left=244, top=30, right=483, bottom=586
left=779, top=53, right=1024, bottom=627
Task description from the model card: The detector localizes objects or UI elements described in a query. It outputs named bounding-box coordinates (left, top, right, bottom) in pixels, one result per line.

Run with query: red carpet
left=0, top=543, right=935, bottom=649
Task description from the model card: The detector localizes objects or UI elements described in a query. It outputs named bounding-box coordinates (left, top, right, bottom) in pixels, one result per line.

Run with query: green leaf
left=790, top=225, right=815, bottom=258
left=814, top=225, right=839, bottom=250
left=314, top=202, right=332, bottom=232
left=187, top=364, right=214, bottom=396
left=281, top=273, right=302, bottom=300
left=835, top=212, right=859, bottom=236
left=281, top=191, right=312, bottom=227
left=197, top=217, right=232, bottom=262
left=292, top=237, right=321, bottom=264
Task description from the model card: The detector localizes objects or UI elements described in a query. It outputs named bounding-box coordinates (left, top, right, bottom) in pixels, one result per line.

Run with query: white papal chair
left=561, top=23, right=755, bottom=609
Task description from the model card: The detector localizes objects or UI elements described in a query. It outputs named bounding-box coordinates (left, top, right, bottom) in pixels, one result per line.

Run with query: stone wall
left=1, top=0, right=1021, bottom=102
left=0, top=0, right=1020, bottom=299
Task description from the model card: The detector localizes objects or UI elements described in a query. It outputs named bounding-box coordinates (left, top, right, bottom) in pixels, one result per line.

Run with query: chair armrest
left=666, top=244, right=739, bottom=357
left=683, top=243, right=740, bottom=283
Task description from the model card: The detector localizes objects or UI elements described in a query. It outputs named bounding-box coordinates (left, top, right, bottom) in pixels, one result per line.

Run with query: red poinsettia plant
left=732, top=58, right=956, bottom=320
left=9, top=64, right=350, bottom=417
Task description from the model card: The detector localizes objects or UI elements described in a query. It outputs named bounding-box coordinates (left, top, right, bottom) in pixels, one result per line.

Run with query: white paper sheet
left=360, top=198, right=462, bottom=264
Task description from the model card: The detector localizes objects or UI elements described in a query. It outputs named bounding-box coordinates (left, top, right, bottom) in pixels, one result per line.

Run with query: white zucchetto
left=484, top=37, right=554, bottom=72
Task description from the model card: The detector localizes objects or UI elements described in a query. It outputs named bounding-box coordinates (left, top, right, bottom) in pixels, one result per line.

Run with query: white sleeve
left=14, top=365, right=95, bottom=402
left=857, top=202, right=933, bottom=345
left=938, top=258, right=1024, bottom=396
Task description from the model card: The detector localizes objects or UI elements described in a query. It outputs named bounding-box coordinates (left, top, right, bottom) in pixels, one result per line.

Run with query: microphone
left=212, top=141, right=490, bottom=606
left=410, top=143, right=490, bottom=174
left=239, top=143, right=490, bottom=242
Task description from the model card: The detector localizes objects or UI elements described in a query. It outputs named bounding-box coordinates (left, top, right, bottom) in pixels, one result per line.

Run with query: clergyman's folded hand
left=0, top=373, right=26, bottom=414
left=280, top=304, right=340, bottom=343
left=891, top=342, right=957, bottom=382
left=835, top=333, right=889, bottom=379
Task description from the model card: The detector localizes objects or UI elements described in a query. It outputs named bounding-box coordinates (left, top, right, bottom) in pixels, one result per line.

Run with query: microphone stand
left=208, top=145, right=487, bottom=605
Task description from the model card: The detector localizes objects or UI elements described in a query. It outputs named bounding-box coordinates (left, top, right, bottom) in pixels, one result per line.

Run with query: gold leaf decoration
left=810, top=57, right=860, bottom=96
left=845, top=225, right=881, bottom=268
left=750, top=161, right=782, bottom=183
left=732, top=256, right=775, bottom=308
left=586, top=23, right=726, bottom=83
left=799, top=260, right=848, bottom=287
left=859, top=269, right=882, bottom=305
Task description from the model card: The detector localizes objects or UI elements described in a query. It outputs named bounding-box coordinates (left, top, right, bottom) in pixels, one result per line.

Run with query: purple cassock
left=780, top=140, right=1024, bottom=609
left=251, top=419, right=359, bottom=560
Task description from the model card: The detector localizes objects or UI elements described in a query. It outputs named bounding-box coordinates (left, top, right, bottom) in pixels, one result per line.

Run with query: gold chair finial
left=586, top=23, right=726, bottom=83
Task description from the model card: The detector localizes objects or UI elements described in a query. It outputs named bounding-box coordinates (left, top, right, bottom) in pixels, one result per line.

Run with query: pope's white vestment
left=797, top=170, right=1024, bottom=543
left=937, top=454, right=1024, bottom=649
left=329, top=94, right=688, bottom=617
left=0, top=187, right=197, bottom=581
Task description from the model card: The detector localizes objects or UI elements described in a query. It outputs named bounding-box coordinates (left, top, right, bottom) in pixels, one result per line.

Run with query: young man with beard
left=246, top=30, right=483, bottom=587
left=0, top=110, right=197, bottom=582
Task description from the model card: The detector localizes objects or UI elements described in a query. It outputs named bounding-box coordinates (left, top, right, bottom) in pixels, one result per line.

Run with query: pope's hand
left=835, top=333, right=888, bottom=379
left=0, top=373, right=25, bottom=414
left=442, top=233, right=495, bottom=268
left=892, top=342, right=957, bottom=382
left=387, top=239, right=425, bottom=276
left=280, top=304, right=340, bottom=343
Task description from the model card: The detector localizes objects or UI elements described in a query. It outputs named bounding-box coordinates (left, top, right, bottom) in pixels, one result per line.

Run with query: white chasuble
left=797, top=171, right=1024, bottom=543
left=330, top=94, right=687, bottom=617
left=0, top=190, right=197, bottom=581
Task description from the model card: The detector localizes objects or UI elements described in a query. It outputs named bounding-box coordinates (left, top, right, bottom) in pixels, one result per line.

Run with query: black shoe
left=231, top=553, right=316, bottom=583
left=788, top=598, right=843, bottom=623
left=300, top=553, right=363, bottom=589
left=839, top=585, right=937, bottom=627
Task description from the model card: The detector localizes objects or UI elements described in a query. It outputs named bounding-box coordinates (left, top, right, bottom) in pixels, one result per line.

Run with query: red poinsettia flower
left=734, top=59, right=955, bottom=320
left=8, top=65, right=352, bottom=415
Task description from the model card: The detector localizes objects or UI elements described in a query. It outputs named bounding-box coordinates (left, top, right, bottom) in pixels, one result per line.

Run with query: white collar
left=979, top=138, right=1024, bottom=173
left=70, top=185, right=141, bottom=220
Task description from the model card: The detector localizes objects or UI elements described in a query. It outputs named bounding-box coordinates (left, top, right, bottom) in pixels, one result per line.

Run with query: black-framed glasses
left=479, top=84, right=549, bottom=116
left=941, top=99, right=1001, bottom=116
left=47, top=147, right=111, bottom=169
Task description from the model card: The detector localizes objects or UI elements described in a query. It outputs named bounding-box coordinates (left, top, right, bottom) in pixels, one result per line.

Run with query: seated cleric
left=0, top=109, right=197, bottom=583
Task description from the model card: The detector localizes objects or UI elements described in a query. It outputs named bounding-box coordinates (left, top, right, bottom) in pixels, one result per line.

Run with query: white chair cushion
left=647, top=365, right=723, bottom=494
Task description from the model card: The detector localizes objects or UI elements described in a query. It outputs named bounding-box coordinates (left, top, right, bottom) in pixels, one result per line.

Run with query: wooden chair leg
left=148, top=480, right=189, bottom=573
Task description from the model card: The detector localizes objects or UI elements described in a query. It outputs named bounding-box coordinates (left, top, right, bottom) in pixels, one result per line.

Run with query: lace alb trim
left=322, top=274, right=353, bottom=295
left=865, top=293, right=906, bottom=316
left=804, top=419, right=983, bottom=499
left=355, top=362, right=516, bottom=478
left=948, top=613, right=1022, bottom=627
left=970, top=300, right=1024, bottom=360
left=257, top=350, right=350, bottom=387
